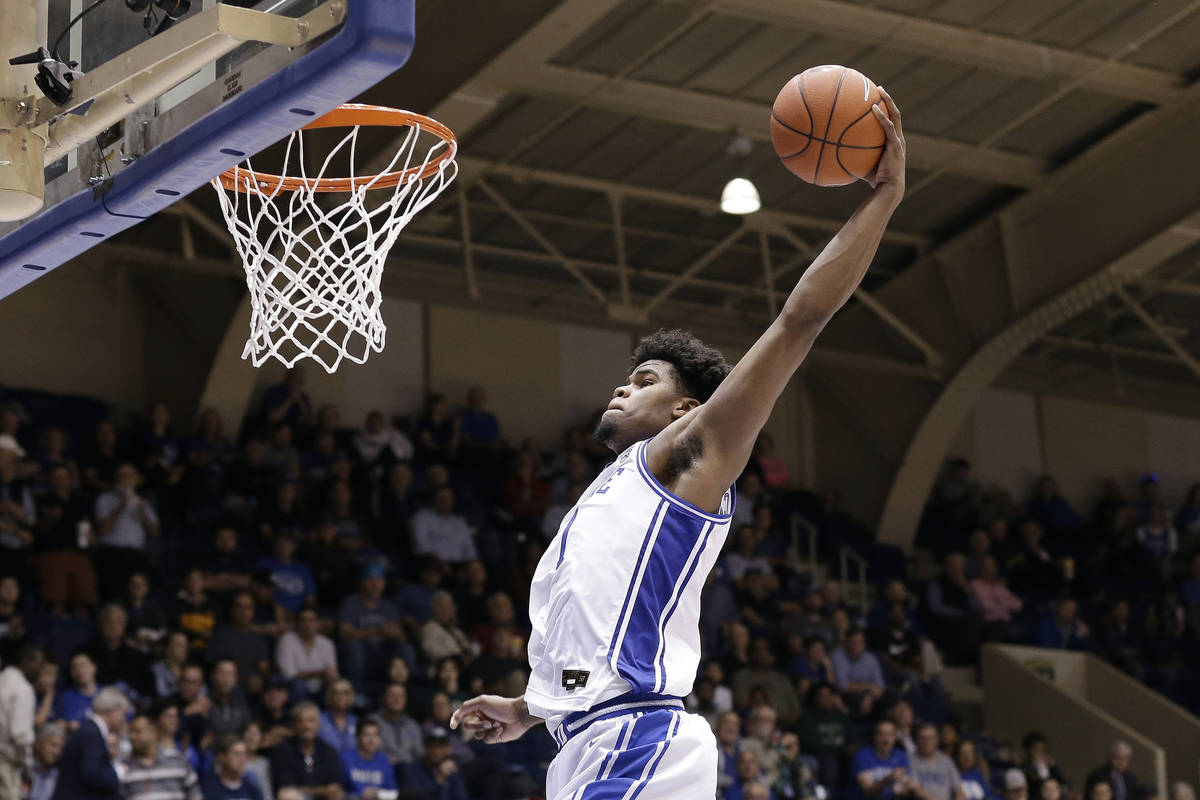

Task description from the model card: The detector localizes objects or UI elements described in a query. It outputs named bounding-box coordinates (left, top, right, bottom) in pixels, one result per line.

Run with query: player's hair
left=631, top=329, right=730, bottom=403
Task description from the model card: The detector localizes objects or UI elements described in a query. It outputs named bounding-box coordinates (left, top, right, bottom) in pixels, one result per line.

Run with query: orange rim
left=217, top=103, right=457, bottom=193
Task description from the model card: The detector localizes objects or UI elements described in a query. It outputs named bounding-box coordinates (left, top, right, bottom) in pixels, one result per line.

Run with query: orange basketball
left=770, top=65, right=888, bottom=187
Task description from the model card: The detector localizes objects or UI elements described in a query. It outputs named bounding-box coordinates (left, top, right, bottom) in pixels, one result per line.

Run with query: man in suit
left=1086, top=741, right=1146, bottom=800
left=51, top=686, right=128, bottom=800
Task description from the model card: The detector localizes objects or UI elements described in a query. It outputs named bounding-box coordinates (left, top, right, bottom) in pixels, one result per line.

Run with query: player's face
left=595, top=360, right=695, bottom=452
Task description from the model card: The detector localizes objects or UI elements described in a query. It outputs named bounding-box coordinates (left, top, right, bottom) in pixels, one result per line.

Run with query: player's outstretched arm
left=661, top=89, right=906, bottom=502
left=449, top=694, right=543, bottom=744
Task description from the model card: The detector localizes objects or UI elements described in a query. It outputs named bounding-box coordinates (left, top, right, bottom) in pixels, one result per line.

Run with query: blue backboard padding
left=0, top=0, right=414, bottom=299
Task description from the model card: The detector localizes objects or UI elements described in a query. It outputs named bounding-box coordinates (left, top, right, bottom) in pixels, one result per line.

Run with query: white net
left=211, top=114, right=456, bottom=372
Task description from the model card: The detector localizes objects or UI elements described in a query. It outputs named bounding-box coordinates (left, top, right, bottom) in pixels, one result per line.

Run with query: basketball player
left=450, top=90, right=907, bottom=799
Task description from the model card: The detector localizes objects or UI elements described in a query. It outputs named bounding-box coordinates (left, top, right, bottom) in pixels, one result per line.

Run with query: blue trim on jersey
left=653, top=520, right=714, bottom=692
left=557, top=693, right=684, bottom=747
left=607, top=500, right=668, bottom=670
left=615, top=505, right=707, bottom=692
left=556, top=508, right=580, bottom=568
left=635, top=439, right=734, bottom=522
left=579, top=711, right=677, bottom=800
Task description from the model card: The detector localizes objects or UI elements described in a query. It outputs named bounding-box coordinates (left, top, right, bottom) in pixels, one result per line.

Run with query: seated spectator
left=0, top=444, right=34, bottom=557
left=754, top=433, right=790, bottom=490
left=240, top=722, right=273, bottom=800
left=411, top=487, right=478, bottom=565
left=1027, top=476, right=1081, bottom=537
left=1169, top=784, right=1196, bottom=800
left=1041, top=779, right=1064, bottom=800
left=257, top=533, right=316, bottom=614
left=304, top=522, right=360, bottom=610
left=152, top=699, right=199, bottom=769
left=28, top=722, right=65, bottom=800
left=370, top=682, right=422, bottom=766
left=790, top=635, right=835, bottom=695
left=1020, top=732, right=1068, bottom=798
left=787, top=588, right=834, bottom=646
left=397, top=727, right=468, bottom=800
left=1086, top=741, right=1146, bottom=800
left=853, top=720, right=914, bottom=800
left=33, top=660, right=57, bottom=730
left=261, top=368, right=312, bottom=431
left=54, top=652, right=99, bottom=729
left=725, top=526, right=774, bottom=586
left=0, top=575, right=25, bottom=655
left=414, top=394, right=459, bottom=467
left=174, top=569, right=218, bottom=654
left=269, top=702, right=344, bottom=800
left=203, top=527, right=253, bottom=613
left=123, top=572, right=167, bottom=654
left=738, top=704, right=782, bottom=788
left=1100, top=599, right=1145, bottom=677
left=136, top=403, right=180, bottom=500
left=910, top=722, right=964, bottom=800
left=1006, top=770, right=1030, bottom=800
left=926, top=553, right=980, bottom=664
left=261, top=423, right=300, bottom=482
left=888, top=700, right=917, bottom=756
left=502, top=450, right=550, bottom=527
left=207, top=592, right=271, bottom=693
left=1007, top=522, right=1061, bottom=597
left=964, top=530, right=992, bottom=579
left=80, top=419, right=122, bottom=492
left=1036, top=597, right=1091, bottom=651
left=153, top=631, right=191, bottom=699
left=727, top=750, right=769, bottom=800
left=872, top=601, right=923, bottom=687
left=798, top=683, right=852, bottom=791
left=1090, top=780, right=1115, bottom=800
left=458, top=386, right=501, bottom=452
left=257, top=481, right=307, bottom=545
left=80, top=603, right=154, bottom=700
left=33, top=464, right=96, bottom=613
left=199, top=733, right=264, bottom=800
left=419, top=591, right=474, bottom=665
left=970, top=556, right=1022, bottom=642
left=339, top=565, right=413, bottom=692
left=470, top=590, right=518, bottom=653
left=93, top=462, right=160, bottom=600
left=277, top=607, right=338, bottom=700
left=395, top=556, right=444, bottom=627
left=318, top=679, right=358, bottom=754
left=208, top=660, right=250, bottom=738
left=255, top=677, right=293, bottom=749
left=120, top=712, right=201, bottom=800
left=831, top=628, right=885, bottom=717
left=354, top=410, right=413, bottom=469
left=731, top=638, right=800, bottom=724
left=714, top=710, right=742, bottom=797
left=322, top=481, right=371, bottom=551
left=339, top=718, right=396, bottom=800
left=954, top=739, right=996, bottom=800
left=171, top=663, right=210, bottom=750
left=1136, top=505, right=1177, bottom=582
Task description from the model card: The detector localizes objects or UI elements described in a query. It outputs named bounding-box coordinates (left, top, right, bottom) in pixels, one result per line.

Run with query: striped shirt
left=120, top=750, right=201, bottom=800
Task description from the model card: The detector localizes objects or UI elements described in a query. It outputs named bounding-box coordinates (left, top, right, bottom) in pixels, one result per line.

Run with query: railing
left=839, top=545, right=870, bottom=617
left=788, top=513, right=820, bottom=579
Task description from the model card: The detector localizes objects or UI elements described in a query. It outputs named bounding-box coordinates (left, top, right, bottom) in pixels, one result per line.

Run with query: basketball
left=770, top=65, right=888, bottom=187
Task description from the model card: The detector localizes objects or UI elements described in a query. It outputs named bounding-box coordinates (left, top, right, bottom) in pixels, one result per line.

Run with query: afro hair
left=631, top=329, right=731, bottom=403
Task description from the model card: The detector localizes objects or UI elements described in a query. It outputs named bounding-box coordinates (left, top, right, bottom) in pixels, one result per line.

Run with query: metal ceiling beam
left=644, top=225, right=749, bottom=313
left=501, top=64, right=1050, bottom=188
left=1140, top=278, right=1200, bottom=298
left=1115, top=286, right=1200, bottom=381
left=458, top=157, right=929, bottom=249
left=712, top=0, right=1185, bottom=105
left=1040, top=335, right=1187, bottom=367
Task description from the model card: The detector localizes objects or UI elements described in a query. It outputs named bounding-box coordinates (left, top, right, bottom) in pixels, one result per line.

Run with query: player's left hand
left=864, top=87, right=905, bottom=192
left=450, top=694, right=537, bottom=744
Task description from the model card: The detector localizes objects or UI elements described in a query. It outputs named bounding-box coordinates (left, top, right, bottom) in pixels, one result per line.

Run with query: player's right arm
left=449, top=694, right=542, bottom=744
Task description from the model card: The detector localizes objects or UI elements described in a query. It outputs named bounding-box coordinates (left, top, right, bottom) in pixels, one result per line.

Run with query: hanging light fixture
left=720, top=134, right=760, bottom=215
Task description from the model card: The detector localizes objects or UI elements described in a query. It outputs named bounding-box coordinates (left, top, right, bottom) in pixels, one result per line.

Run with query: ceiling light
left=720, top=177, right=760, bottom=215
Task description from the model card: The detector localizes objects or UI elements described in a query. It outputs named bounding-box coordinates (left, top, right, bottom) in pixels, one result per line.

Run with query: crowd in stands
left=0, top=369, right=1197, bottom=800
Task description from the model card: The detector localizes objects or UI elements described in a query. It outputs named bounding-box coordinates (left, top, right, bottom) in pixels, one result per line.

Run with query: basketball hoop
left=211, top=104, right=458, bottom=373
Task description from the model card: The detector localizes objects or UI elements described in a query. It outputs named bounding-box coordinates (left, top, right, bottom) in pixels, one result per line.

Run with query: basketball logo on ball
left=771, top=65, right=889, bottom=187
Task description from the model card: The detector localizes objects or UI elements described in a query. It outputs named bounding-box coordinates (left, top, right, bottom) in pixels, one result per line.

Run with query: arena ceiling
left=100, top=0, right=1200, bottom=401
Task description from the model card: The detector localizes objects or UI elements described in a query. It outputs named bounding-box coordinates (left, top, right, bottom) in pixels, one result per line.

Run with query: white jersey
left=525, top=438, right=733, bottom=732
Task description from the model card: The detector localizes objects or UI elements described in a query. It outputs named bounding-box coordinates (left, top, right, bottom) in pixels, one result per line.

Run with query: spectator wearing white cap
left=1006, top=769, right=1029, bottom=800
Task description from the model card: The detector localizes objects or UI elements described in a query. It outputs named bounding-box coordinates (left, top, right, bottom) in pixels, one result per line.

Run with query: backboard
left=0, top=0, right=415, bottom=299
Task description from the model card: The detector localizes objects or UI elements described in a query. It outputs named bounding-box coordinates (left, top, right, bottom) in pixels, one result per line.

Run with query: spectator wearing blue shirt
left=54, top=652, right=99, bottom=729
left=256, top=533, right=315, bottom=613
left=831, top=628, right=886, bottom=717
left=1036, top=597, right=1091, bottom=651
left=338, top=565, right=414, bottom=692
left=317, top=680, right=358, bottom=754
left=953, top=739, right=997, bottom=800
left=853, top=721, right=913, bottom=800
left=458, top=386, right=500, bottom=448
left=199, top=734, right=263, bottom=800
left=397, top=728, right=468, bottom=800
left=340, top=720, right=397, bottom=800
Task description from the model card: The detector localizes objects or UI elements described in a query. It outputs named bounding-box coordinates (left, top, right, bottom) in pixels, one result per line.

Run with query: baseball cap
left=424, top=726, right=451, bottom=742
left=1005, top=770, right=1028, bottom=791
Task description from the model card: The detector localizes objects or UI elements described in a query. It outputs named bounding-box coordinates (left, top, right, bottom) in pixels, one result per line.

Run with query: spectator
left=28, top=722, right=65, bottom=800
left=174, top=569, right=218, bottom=654
left=277, top=607, right=338, bottom=699
left=0, top=442, right=34, bottom=565
left=119, top=712, right=201, bottom=800
left=255, top=677, right=293, bottom=749
left=136, top=404, right=180, bottom=499
left=0, top=575, right=23, bottom=655
left=728, top=750, right=769, bottom=800
left=714, top=710, right=741, bottom=797
left=1005, top=770, right=1029, bottom=800
left=909, top=722, right=964, bottom=800
left=207, top=661, right=250, bottom=739
left=32, top=661, right=57, bottom=730
left=731, top=638, right=800, bottom=724
left=207, top=592, right=271, bottom=693
left=411, top=488, right=477, bottom=565
left=1170, top=785, right=1196, bottom=800
left=1086, top=741, right=1146, bottom=800
left=199, top=734, right=263, bottom=800
left=414, top=395, right=459, bottom=467
left=888, top=701, right=917, bottom=756
left=725, top=526, right=774, bottom=585
left=151, top=701, right=197, bottom=769
left=240, top=723, right=272, bottom=800
left=420, top=591, right=474, bottom=665
left=269, top=702, right=344, bottom=800
left=123, top=572, right=167, bottom=654
left=1007, top=522, right=1060, bottom=597
left=80, top=421, right=122, bottom=494
left=970, top=556, right=1022, bottom=642
left=831, top=628, right=886, bottom=717
left=304, top=522, right=360, bottom=610
left=0, top=645, right=42, bottom=798
left=33, top=464, right=97, bottom=613
left=458, top=386, right=500, bottom=450
left=1027, top=476, right=1081, bottom=537
left=51, top=686, right=128, bottom=800
left=152, top=632, right=191, bottom=699
left=953, top=739, right=995, bottom=800
left=739, top=704, right=782, bottom=788
left=1090, top=780, right=1115, bottom=800
left=81, top=604, right=154, bottom=700
left=257, top=534, right=316, bottom=614
left=1020, top=732, right=1068, bottom=798
left=353, top=410, right=413, bottom=469
left=55, top=652, right=100, bottom=729
left=369, top=683, right=422, bottom=766
left=262, top=424, right=300, bottom=481
left=202, top=528, right=253, bottom=613
left=754, top=433, right=791, bottom=490
left=170, top=664, right=209, bottom=752
left=775, top=731, right=820, bottom=800
left=318, top=680, right=358, bottom=754
left=790, top=635, right=835, bottom=696
left=502, top=450, right=550, bottom=526
left=798, top=682, right=852, bottom=791
left=926, top=553, right=980, bottom=664
left=93, top=463, right=160, bottom=600
left=1041, top=779, right=1063, bottom=800
left=339, top=565, right=412, bottom=692
left=261, top=368, right=312, bottom=430
left=396, top=728, right=468, bottom=800
left=1036, top=597, right=1091, bottom=651
left=1135, top=505, right=1177, bottom=582
left=853, top=720, right=913, bottom=800
left=339, top=719, right=397, bottom=800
